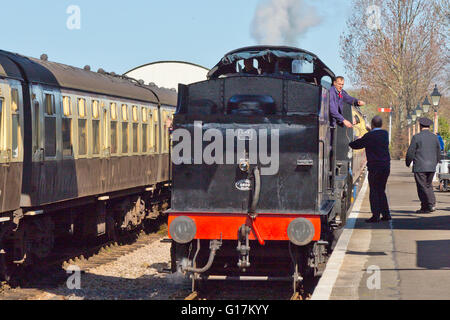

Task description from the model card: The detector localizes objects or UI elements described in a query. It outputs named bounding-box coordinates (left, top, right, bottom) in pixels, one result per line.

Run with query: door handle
left=103, top=147, right=111, bottom=157
left=1, top=150, right=11, bottom=167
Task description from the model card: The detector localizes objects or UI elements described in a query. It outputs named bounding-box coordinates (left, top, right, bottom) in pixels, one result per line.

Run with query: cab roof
left=207, top=46, right=335, bottom=81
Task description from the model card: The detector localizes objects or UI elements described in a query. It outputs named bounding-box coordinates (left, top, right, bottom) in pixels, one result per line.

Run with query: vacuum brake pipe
left=249, top=167, right=265, bottom=246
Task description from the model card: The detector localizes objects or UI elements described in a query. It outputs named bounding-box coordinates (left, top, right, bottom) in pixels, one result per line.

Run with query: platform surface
left=313, top=160, right=450, bottom=300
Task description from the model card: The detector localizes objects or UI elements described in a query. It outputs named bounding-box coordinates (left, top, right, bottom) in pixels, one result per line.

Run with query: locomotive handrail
left=249, top=166, right=261, bottom=214
left=319, top=140, right=325, bottom=193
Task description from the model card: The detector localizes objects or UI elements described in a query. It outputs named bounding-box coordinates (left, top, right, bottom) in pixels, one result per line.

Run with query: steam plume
left=251, top=0, right=322, bottom=45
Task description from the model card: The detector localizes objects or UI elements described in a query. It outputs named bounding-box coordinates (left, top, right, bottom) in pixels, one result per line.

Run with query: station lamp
left=422, top=96, right=431, bottom=113
left=430, top=85, right=441, bottom=134
left=430, top=84, right=442, bottom=107
left=414, top=103, right=423, bottom=117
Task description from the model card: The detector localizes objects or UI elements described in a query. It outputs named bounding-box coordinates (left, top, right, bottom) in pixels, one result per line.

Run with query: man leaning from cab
left=330, top=76, right=365, bottom=128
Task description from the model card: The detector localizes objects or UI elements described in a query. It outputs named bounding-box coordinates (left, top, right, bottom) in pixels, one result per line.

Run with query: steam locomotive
left=0, top=50, right=176, bottom=281
left=168, top=46, right=367, bottom=293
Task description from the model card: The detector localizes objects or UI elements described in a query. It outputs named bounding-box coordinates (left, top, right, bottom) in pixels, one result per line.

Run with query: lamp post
left=415, top=103, right=423, bottom=133
left=411, top=111, right=417, bottom=135
left=430, top=85, right=441, bottom=134
left=407, top=113, right=412, bottom=143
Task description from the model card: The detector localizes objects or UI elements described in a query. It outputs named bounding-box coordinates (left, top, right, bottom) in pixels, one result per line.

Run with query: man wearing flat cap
left=406, top=117, right=442, bottom=213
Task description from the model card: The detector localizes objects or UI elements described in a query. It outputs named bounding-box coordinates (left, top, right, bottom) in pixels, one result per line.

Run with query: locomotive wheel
left=0, top=249, right=12, bottom=282
left=106, top=215, right=118, bottom=242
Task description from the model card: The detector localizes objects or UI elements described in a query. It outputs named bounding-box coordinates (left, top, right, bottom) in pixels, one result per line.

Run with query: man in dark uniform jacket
left=350, top=116, right=391, bottom=223
left=406, top=117, right=441, bottom=213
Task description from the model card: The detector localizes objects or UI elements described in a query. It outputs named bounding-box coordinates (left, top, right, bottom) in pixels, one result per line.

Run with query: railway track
left=180, top=277, right=319, bottom=301
left=0, top=223, right=166, bottom=300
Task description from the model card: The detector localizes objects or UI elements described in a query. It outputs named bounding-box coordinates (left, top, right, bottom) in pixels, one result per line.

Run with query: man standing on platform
left=349, top=116, right=391, bottom=223
left=406, top=118, right=441, bottom=213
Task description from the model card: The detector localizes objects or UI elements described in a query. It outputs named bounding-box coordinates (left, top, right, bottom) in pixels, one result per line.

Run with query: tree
left=340, top=0, right=448, bottom=154
left=438, top=116, right=450, bottom=151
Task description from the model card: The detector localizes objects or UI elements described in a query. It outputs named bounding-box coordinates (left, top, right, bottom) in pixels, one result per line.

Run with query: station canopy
left=124, top=61, right=209, bottom=92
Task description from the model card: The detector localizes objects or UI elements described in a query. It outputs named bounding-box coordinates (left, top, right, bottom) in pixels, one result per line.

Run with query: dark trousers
left=414, top=172, right=436, bottom=209
left=368, top=167, right=390, bottom=218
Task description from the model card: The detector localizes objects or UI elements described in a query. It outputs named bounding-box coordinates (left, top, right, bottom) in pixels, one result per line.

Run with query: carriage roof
left=0, top=50, right=177, bottom=106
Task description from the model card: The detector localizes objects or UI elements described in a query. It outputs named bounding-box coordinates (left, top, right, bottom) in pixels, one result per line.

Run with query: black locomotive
left=168, top=46, right=367, bottom=292
left=0, top=50, right=176, bottom=280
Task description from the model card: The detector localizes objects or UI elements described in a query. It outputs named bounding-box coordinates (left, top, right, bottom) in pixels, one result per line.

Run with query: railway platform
left=312, top=160, right=450, bottom=300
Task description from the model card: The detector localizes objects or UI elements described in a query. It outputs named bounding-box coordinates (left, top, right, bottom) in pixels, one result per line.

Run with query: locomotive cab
left=168, top=46, right=360, bottom=291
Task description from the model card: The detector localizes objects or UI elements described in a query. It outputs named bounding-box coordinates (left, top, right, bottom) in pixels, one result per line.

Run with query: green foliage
left=438, top=116, right=449, bottom=151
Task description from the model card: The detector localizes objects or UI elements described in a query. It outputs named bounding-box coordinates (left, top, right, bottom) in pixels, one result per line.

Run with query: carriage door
left=0, top=87, right=6, bottom=211
left=101, top=102, right=110, bottom=191
left=1, top=83, right=23, bottom=211
left=29, top=91, right=44, bottom=205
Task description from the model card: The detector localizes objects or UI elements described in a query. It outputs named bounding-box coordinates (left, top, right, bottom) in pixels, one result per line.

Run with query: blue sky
left=3, top=1, right=353, bottom=81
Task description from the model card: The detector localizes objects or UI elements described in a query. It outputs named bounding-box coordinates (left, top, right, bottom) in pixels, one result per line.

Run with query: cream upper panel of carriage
left=29, top=84, right=162, bottom=162
left=0, top=78, right=24, bottom=164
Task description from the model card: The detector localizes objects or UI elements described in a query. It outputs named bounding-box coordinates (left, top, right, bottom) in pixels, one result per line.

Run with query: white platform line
left=311, top=176, right=369, bottom=300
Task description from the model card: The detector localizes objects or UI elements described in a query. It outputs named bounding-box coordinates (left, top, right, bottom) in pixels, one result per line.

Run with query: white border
left=311, top=176, right=369, bottom=300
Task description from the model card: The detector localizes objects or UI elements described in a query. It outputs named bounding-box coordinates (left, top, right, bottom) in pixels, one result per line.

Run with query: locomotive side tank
left=168, top=47, right=364, bottom=290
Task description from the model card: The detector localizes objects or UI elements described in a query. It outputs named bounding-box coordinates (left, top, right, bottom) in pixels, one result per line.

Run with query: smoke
left=251, top=0, right=322, bottom=46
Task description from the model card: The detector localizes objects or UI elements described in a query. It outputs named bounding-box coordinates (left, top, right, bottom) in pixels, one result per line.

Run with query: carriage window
left=153, top=109, right=159, bottom=153
left=10, top=89, right=21, bottom=158
left=92, top=100, right=100, bottom=155
left=121, top=104, right=129, bottom=154
left=148, top=111, right=154, bottom=152
left=110, top=103, right=118, bottom=154
left=78, top=98, right=87, bottom=156
left=102, top=103, right=108, bottom=154
left=133, top=123, right=139, bottom=153
left=162, top=111, right=168, bottom=153
left=62, top=96, right=72, bottom=116
left=62, top=96, right=73, bottom=157
left=132, top=106, right=139, bottom=153
left=33, top=100, right=40, bottom=154
left=44, top=93, right=56, bottom=158
left=0, top=98, right=3, bottom=151
left=141, top=107, right=148, bottom=153
left=45, top=94, right=55, bottom=115
left=62, top=118, right=72, bottom=157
